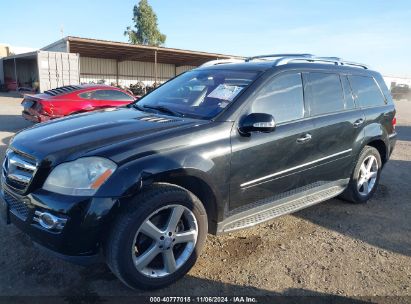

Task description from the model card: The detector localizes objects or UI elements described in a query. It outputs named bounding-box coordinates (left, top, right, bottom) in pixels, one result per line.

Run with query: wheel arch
left=148, top=170, right=221, bottom=234
left=365, top=139, right=387, bottom=165
left=361, top=122, right=390, bottom=166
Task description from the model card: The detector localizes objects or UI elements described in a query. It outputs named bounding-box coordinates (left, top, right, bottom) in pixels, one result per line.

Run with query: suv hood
left=10, top=108, right=205, bottom=165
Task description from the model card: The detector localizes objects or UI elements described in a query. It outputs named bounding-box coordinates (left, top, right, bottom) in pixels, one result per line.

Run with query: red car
left=21, top=84, right=136, bottom=123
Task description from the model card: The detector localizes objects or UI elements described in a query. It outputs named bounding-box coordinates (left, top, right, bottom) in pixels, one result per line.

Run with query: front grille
left=2, top=149, right=38, bottom=193
left=3, top=190, right=30, bottom=220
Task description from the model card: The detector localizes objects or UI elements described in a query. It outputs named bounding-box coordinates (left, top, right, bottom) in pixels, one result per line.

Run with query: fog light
left=34, top=211, right=67, bottom=230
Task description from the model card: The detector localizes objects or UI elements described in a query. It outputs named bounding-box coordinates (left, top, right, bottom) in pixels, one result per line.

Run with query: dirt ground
left=0, top=92, right=410, bottom=302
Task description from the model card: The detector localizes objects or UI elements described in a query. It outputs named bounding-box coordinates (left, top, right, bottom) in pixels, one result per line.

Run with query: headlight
left=43, top=157, right=117, bottom=196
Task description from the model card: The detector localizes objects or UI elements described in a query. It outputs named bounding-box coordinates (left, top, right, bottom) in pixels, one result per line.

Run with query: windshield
left=135, top=69, right=260, bottom=119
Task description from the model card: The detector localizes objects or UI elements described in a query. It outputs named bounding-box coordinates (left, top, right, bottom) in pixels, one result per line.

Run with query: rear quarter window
left=348, top=75, right=386, bottom=108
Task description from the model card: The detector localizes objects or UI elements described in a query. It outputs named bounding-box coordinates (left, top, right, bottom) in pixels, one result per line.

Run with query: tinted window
left=252, top=73, right=304, bottom=124
left=348, top=75, right=386, bottom=107
left=137, top=70, right=259, bottom=119
left=341, top=75, right=355, bottom=109
left=80, top=90, right=134, bottom=101
left=306, top=72, right=345, bottom=116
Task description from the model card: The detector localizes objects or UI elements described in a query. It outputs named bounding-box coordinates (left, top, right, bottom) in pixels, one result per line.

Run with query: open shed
left=1, top=36, right=240, bottom=92
left=42, top=36, right=240, bottom=87
left=2, top=51, right=79, bottom=92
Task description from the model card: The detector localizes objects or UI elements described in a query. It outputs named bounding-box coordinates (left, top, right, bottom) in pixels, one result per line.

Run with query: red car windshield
left=135, top=69, right=260, bottom=119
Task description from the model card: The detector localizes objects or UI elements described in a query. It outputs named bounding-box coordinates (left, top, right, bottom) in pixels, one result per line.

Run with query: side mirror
left=238, top=113, right=276, bottom=135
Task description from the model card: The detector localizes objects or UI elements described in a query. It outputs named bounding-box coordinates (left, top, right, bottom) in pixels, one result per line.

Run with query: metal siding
left=80, top=57, right=116, bottom=84
left=176, top=65, right=196, bottom=75
left=79, top=57, right=178, bottom=86
left=38, top=51, right=79, bottom=92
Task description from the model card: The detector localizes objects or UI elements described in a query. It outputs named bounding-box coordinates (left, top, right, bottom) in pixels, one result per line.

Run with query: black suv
left=1, top=54, right=397, bottom=289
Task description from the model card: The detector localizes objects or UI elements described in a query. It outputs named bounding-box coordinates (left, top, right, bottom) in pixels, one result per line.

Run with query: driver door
left=229, top=72, right=318, bottom=211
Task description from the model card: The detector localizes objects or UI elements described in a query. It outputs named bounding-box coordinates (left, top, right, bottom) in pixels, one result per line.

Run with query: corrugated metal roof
left=65, top=36, right=242, bottom=66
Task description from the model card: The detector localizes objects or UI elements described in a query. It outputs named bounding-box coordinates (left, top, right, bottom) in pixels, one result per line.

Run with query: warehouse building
left=0, top=36, right=239, bottom=92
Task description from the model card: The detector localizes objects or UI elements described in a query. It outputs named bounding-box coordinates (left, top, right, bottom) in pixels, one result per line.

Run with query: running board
left=217, top=180, right=347, bottom=233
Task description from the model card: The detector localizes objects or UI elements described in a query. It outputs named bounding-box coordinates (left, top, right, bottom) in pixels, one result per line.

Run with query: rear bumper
left=22, top=110, right=52, bottom=123
left=388, top=132, right=397, bottom=159
left=0, top=182, right=120, bottom=259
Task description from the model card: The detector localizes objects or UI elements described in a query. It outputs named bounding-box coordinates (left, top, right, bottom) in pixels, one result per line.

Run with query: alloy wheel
left=131, top=204, right=198, bottom=278
left=357, top=155, right=379, bottom=196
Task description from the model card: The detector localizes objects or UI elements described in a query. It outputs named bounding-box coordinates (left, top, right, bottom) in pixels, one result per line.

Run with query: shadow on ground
left=294, top=159, right=411, bottom=257
left=396, top=125, right=411, bottom=141
left=55, top=267, right=374, bottom=304
left=0, top=92, right=23, bottom=99
left=0, top=115, right=33, bottom=133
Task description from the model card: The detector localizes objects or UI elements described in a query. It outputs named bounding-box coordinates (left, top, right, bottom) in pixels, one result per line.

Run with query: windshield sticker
left=219, top=101, right=230, bottom=108
left=192, top=85, right=206, bottom=91
left=207, top=84, right=243, bottom=101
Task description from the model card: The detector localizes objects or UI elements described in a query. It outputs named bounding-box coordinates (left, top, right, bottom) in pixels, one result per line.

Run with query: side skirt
left=216, top=179, right=349, bottom=234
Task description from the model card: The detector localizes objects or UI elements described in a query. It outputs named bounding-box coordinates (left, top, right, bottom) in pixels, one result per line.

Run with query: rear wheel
left=104, top=183, right=207, bottom=290
left=340, top=146, right=382, bottom=204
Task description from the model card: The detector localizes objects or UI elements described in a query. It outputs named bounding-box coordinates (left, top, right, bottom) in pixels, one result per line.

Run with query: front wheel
left=340, top=146, right=382, bottom=204
left=104, top=183, right=208, bottom=290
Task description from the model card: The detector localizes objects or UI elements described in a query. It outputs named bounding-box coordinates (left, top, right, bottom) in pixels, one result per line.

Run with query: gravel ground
left=0, top=93, right=410, bottom=302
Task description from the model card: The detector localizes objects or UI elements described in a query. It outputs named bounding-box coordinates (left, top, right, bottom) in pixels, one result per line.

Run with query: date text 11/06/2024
left=149, top=296, right=258, bottom=303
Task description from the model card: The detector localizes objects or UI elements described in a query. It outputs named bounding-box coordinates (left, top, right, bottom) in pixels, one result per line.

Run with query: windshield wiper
left=133, top=103, right=145, bottom=111
left=141, top=105, right=184, bottom=117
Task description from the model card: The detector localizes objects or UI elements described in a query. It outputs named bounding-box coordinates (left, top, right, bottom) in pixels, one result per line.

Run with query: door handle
left=353, top=118, right=365, bottom=127
left=297, top=133, right=312, bottom=143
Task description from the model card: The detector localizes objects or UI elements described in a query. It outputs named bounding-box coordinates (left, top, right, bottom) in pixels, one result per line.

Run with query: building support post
left=154, top=50, right=158, bottom=84
left=116, top=59, right=119, bottom=86
left=13, top=58, right=18, bottom=90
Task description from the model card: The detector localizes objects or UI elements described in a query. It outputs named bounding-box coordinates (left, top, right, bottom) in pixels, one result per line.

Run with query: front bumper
left=0, top=183, right=119, bottom=261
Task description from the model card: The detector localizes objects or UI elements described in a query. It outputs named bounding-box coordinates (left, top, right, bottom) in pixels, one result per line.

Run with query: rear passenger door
left=301, top=72, right=364, bottom=184
left=347, top=75, right=391, bottom=137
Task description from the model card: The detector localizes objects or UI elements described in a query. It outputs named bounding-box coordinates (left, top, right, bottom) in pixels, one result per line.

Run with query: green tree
left=124, top=0, right=166, bottom=46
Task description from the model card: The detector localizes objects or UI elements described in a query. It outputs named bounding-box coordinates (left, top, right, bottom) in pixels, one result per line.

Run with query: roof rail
left=200, top=58, right=245, bottom=67
left=245, top=54, right=314, bottom=62
left=246, top=54, right=369, bottom=69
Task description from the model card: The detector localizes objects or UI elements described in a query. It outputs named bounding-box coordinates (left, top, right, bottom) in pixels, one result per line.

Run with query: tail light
left=392, top=117, right=397, bottom=129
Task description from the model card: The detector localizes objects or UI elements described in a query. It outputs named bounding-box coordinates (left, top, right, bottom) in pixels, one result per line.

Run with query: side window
left=252, top=73, right=304, bottom=124
left=80, top=90, right=134, bottom=101
left=79, top=91, right=93, bottom=99
left=341, top=75, right=355, bottom=110
left=306, top=72, right=345, bottom=116
left=348, top=75, right=386, bottom=108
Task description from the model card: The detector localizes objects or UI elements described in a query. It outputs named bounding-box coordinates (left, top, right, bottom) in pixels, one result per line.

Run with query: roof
left=1, top=51, right=38, bottom=60
left=197, top=61, right=275, bottom=72
left=197, top=59, right=378, bottom=76
left=60, top=36, right=242, bottom=66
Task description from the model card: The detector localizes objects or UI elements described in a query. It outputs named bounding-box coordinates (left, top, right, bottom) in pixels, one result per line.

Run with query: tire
left=340, top=146, right=382, bottom=204
left=104, top=183, right=208, bottom=290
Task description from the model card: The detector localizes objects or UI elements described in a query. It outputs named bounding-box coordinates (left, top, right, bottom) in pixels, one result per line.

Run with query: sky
left=1, top=0, right=410, bottom=77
